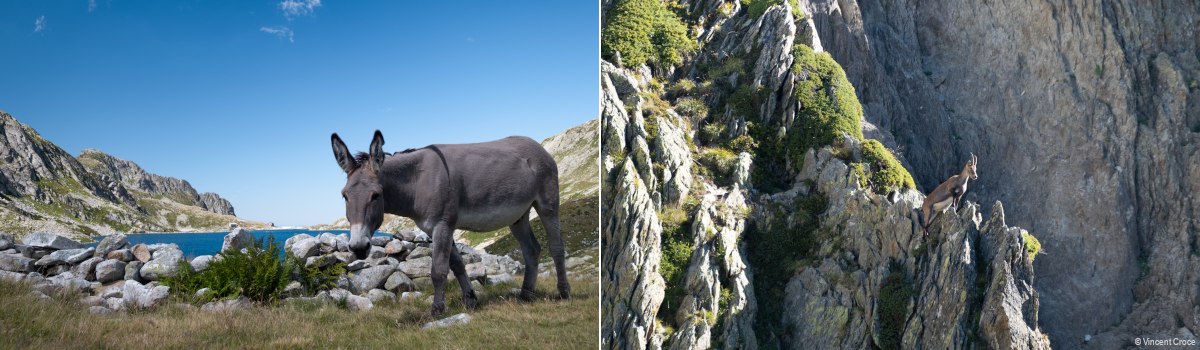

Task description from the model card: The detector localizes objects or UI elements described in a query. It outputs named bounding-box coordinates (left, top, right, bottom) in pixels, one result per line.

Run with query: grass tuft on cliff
left=745, top=192, right=827, bottom=344
left=877, top=266, right=913, bottom=350
left=1023, top=231, right=1042, bottom=262
left=858, top=140, right=916, bottom=194
left=657, top=219, right=694, bottom=332
left=602, top=0, right=697, bottom=68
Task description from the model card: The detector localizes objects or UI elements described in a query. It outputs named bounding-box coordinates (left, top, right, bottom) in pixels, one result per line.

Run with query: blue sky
left=0, top=0, right=598, bottom=227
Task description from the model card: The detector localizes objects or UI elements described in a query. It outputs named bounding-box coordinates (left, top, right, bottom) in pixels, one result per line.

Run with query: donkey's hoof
left=430, top=302, right=447, bottom=317
left=464, top=291, right=478, bottom=310
left=518, top=289, right=534, bottom=301
left=558, top=285, right=571, bottom=299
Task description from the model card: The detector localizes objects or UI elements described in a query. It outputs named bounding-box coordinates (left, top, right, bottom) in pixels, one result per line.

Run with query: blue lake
left=84, top=229, right=389, bottom=259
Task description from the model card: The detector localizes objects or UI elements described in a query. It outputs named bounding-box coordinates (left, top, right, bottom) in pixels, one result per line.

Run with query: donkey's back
left=434, top=136, right=559, bottom=232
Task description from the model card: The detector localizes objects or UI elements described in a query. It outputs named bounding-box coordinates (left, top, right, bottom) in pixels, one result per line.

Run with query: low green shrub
left=746, top=0, right=780, bottom=19
left=877, top=266, right=913, bottom=350
left=697, top=147, right=739, bottom=185
left=1022, top=232, right=1041, bottom=262
left=860, top=140, right=916, bottom=194
left=725, top=135, right=758, bottom=154
left=701, top=122, right=726, bottom=145
left=658, top=221, right=695, bottom=329
left=162, top=234, right=293, bottom=304
left=669, top=79, right=696, bottom=97
left=675, top=97, right=709, bottom=122
left=601, top=0, right=697, bottom=68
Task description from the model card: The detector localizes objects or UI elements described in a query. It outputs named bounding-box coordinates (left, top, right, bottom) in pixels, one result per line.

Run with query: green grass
left=657, top=220, right=694, bottom=331
left=859, top=140, right=916, bottom=194
left=0, top=274, right=598, bottom=349
left=746, top=0, right=781, bottom=18
left=601, top=0, right=696, bottom=68
left=1022, top=231, right=1042, bottom=262
left=487, top=196, right=600, bottom=263
left=877, top=266, right=913, bottom=350
left=746, top=193, right=827, bottom=346
left=695, top=147, right=739, bottom=186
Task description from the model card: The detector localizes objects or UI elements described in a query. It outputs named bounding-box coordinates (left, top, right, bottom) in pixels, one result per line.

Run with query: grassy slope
left=0, top=276, right=597, bottom=350
left=484, top=196, right=600, bottom=263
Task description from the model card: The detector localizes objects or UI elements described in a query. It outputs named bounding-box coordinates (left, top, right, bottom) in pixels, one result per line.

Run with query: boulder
left=124, top=261, right=144, bottom=281
left=366, top=289, right=396, bottom=303
left=0, top=232, right=13, bottom=250
left=49, top=274, right=90, bottom=293
left=317, top=232, right=337, bottom=249
left=282, top=281, right=303, bottom=297
left=29, top=290, right=52, bottom=301
left=368, top=246, right=387, bottom=259
left=371, top=257, right=399, bottom=268
left=414, top=231, right=431, bottom=242
left=400, top=291, right=424, bottom=301
left=398, top=256, right=432, bottom=278
left=80, top=295, right=105, bottom=307
left=290, top=238, right=320, bottom=259
left=331, top=252, right=355, bottom=265
left=21, top=232, right=85, bottom=250
left=345, top=260, right=370, bottom=271
left=385, top=271, right=415, bottom=292
left=201, top=296, right=253, bottom=313
left=194, top=287, right=212, bottom=298
left=305, top=254, right=337, bottom=269
left=45, top=264, right=70, bottom=276
left=95, top=259, right=127, bottom=283
left=21, top=247, right=52, bottom=259
left=407, top=246, right=432, bottom=260
left=0, top=254, right=35, bottom=272
left=88, top=305, right=114, bottom=315
left=0, top=270, right=24, bottom=282
left=140, top=248, right=184, bottom=281
left=130, top=244, right=151, bottom=262
left=487, top=273, right=515, bottom=285
left=107, top=249, right=134, bottom=262
left=422, top=313, right=472, bottom=330
left=99, top=283, right=124, bottom=298
left=94, top=233, right=129, bottom=258
left=335, top=234, right=349, bottom=252
left=221, top=228, right=254, bottom=254
left=370, top=236, right=391, bottom=247
left=346, top=294, right=372, bottom=311
left=394, top=228, right=419, bottom=242
left=146, top=243, right=180, bottom=255
left=349, top=265, right=396, bottom=293
left=465, top=262, right=487, bottom=281
left=190, top=255, right=214, bottom=272
left=283, top=233, right=312, bottom=253
left=384, top=240, right=407, bottom=255
left=36, top=247, right=95, bottom=266
left=72, top=256, right=104, bottom=281
left=140, top=285, right=170, bottom=308
left=481, top=254, right=522, bottom=275
left=105, top=297, right=124, bottom=311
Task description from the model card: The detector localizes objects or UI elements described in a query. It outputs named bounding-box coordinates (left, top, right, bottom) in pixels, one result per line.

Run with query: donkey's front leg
left=448, top=243, right=477, bottom=310
left=429, top=221, right=454, bottom=316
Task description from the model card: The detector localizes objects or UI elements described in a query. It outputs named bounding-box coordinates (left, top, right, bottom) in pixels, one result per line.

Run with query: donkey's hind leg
left=448, top=243, right=477, bottom=309
left=509, top=210, right=541, bottom=300
left=534, top=199, right=570, bottom=299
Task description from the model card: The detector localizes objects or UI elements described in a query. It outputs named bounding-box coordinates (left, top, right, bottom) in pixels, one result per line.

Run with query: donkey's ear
left=332, top=133, right=356, bottom=174
left=369, top=130, right=386, bottom=175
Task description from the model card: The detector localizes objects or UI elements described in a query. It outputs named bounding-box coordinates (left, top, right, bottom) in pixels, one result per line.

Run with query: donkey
left=921, top=153, right=978, bottom=235
left=331, top=130, right=570, bottom=316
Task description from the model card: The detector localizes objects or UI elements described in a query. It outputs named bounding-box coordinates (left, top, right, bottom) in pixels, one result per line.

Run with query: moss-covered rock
left=860, top=140, right=916, bottom=194
left=601, top=0, right=696, bottom=68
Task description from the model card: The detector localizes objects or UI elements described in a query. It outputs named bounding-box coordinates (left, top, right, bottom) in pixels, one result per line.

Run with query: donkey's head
left=331, top=130, right=387, bottom=260
left=966, top=153, right=978, bottom=180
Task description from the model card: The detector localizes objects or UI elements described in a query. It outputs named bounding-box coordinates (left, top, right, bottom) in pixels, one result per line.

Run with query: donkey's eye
left=370, top=193, right=380, bottom=201
left=342, top=194, right=348, bottom=202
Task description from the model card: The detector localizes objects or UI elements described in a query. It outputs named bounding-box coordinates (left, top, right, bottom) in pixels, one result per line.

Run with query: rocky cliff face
left=0, top=111, right=258, bottom=240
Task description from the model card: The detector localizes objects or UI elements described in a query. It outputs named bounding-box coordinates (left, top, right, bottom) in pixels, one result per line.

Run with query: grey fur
left=332, top=130, right=570, bottom=316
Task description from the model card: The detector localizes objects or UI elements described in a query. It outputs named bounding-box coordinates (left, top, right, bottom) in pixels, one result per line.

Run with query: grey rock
left=345, top=260, right=370, bottom=271
left=335, top=233, right=349, bottom=252
left=21, top=232, right=85, bottom=250
left=99, top=283, right=124, bottom=299
left=36, top=247, right=95, bottom=266
left=130, top=244, right=151, bottom=262
left=283, top=233, right=312, bottom=253
left=29, top=290, right=52, bottom=301
left=21, top=246, right=52, bottom=259
left=0, top=240, right=10, bottom=251
left=71, top=256, right=103, bottom=281
left=282, top=281, right=302, bottom=298
left=421, top=313, right=472, bottom=330
left=80, top=296, right=105, bottom=307
left=88, top=306, right=114, bottom=315
left=331, top=252, right=355, bottom=264
left=305, top=254, right=337, bottom=269
left=0, top=270, right=24, bottom=282
left=0, top=254, right=35, bottom=272
left=140, top=285, right=170, bottom=308
left=394, top=228, right=419, bottom=242
left=368, top=246, right=386, bottom=259
left=190, top=255, right=213, bottom=272
left=94, top=233, right=129, bottom=258
left=601, top=160, right=665, bottom=350
left=407, top=246, right=431, bottom=260
left=413, top=231, right=430, bottom=243
left=349, top=265, right=396, bottom=293
left=397, top=256, right=432, bottom=278
left=124, top=261, right=144, bottom=281
left=105, top=297, right=124, bottom=311
left=487, top=273, right=515, bottom=285
left=146, top=243, right=180, bottom=255
left=46, top=264, right=70, bottom=276
left=290, top=237, right=320, bottom=259
left=201, top=296, right=253, bottom=313
left=384, top=271, right=415, bottom=292
left=400, top=291, right=424, bottom=301
left=653, top=111, right=693, bottom=205
left=49, top=274, right=90, bottom=293
left=346, top=294, right=372, bottom=311
left=366, top=289, right=396, bottom=303
left=195, top=287, right=212, bottom=298
left=107, top=249, right=134, bottom=262
left=140, top=248, right=183, bottom=281
left=370, top=236, right=391, bottom=247
left=221, top=228, right=253, bottom=254
left=95, top=259, right=127, bottom=283
left=384, top=239, right=407, bottom=255
left=371, top=257, right=399, bottom=268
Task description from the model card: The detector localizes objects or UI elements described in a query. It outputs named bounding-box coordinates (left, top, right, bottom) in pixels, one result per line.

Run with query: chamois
left=921, top=153, right=977, bottom=235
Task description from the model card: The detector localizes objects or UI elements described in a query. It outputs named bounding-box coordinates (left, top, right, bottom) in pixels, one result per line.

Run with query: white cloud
left=279, top=0, right=321, bottom=19
left=260, top=26, right=294, bottom=42
left=466, top=37, right=474, bottom=42
left=88, top=0, right=96, bottom=11
left=34, top=16, right=45, bottom=32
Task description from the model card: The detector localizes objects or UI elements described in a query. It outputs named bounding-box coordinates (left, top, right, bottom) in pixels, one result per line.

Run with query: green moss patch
left=859, top=140, right=916, bottom=194
left=601, top=0, right=697, bottom=68
left=657, top=220, right=694, bottom=331
left=1022, top=232, right=1041, bottom=262
left=876, top=266, right=913, bottom=350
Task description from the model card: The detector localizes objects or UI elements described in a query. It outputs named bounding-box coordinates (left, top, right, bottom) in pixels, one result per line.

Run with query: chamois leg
left=447, top=243, right=477, bottom=310
left=535, top=200, right=570, bottom=299
left=429, top=222, right=454, bottom=316
left=509, top=211, right=541, bottom=301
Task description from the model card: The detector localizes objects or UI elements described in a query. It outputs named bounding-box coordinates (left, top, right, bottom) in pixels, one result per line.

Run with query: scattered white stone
left=221, top=228, right=253, bottom=254
left=190, top=255, right=214, bottom=272
left=29, top=290, right=52, bottom=301
left=422, top=313, right=472, bottom=330
left=487, top=273, right=515, bottom=285
left=366, top=289, right=396, bottom=303
left=400, top=291, right=424, bottom=301
left=345, top=260, right=370, bottom=271
left=201, top=296, right=253, bottom=313
left=346, top=294, right=373, bottom=311
left=88, top=306, right=114, bottom=315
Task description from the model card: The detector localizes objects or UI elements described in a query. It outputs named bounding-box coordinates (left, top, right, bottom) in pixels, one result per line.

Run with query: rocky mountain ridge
left=0, top=111, right=260, bottom=240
